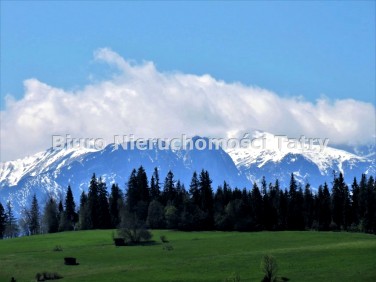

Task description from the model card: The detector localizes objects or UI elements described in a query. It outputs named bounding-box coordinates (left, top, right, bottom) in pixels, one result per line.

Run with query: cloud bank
left=1, top=48, right=375, bottom=161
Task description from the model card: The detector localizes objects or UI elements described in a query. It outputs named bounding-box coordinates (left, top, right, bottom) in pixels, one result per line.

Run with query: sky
left=0, top=1, right=375, bottom=162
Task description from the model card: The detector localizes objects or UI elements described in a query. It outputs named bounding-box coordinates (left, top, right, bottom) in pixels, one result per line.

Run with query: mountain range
left=0, top=131, right=374, bottom=215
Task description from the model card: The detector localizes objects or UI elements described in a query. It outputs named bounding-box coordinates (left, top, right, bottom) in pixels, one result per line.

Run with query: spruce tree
left=0, top=202, right=6, bottom=239
left=126, top=169, right=138, bottom=212
left=162, top=171, right=176, bottom=206
left=97, top=177, right=111, bottom=229
left=88, top=173, right=100, bottom=229
left=189, top=171, right=200, bottom=207
left=64, top=185, right=77, bottom=230
left=109, top=183, right=123, bottom=228
left=351, top=177, right=360, bottom=226
left=251, top=182, right=263, bottom=230
left=29, top=194, right=40, bottom=235
left=150, top=167, right=161, bottom=201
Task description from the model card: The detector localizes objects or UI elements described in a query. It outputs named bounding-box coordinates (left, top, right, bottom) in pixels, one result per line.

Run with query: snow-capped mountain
left=225, top=131, right=375, bottom=188
left=0, top=133, right=374, bottom=215
left=0, top=138, right=248, bottom=215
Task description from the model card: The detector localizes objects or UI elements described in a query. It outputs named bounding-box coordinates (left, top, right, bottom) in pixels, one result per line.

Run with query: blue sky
left=1, top=1, right=375, bottom=108
left=1, top=1, right=375, bottom=161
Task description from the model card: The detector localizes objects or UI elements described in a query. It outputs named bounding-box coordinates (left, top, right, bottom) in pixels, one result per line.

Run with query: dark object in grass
left=35, top=272, right=63, bottom=281
left=52, top=245, right=63, bottom=252
left=160, top=235, right=169, bottom=243
left=114, top=238, right=126, bottom=246
left=64, top=257, right=79, bottom=265
left=280, top=277, right=290, bottom=281
left=10, top=277, right=16, bottom=282
left=162, top=243, right=174, bottom=251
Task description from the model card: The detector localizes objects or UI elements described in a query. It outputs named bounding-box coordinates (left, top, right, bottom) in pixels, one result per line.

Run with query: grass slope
left=0, top=230, right=375, bottom=281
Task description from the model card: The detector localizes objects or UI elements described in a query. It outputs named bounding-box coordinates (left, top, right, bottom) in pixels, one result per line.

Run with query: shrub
left=35, top=272, right=63, bottom=281
left=160, top=235, right=169, bottom=243
left=52, top=245, right=63, bottom=252
left=118, top=212, right=152, bottom=244
left=162, top=244, right=174, bottom=251
left=261, top=255, right=278, bottom=282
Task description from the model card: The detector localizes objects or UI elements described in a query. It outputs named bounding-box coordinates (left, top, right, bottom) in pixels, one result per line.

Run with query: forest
left=0, top=167, right=375, bottom=239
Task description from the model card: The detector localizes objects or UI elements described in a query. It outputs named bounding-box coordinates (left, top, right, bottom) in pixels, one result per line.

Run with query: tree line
left=0, top=167, right=375, bottom=238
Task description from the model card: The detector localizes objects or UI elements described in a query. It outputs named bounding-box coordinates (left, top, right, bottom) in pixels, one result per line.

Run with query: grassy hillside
left=0, top=230, right=375, bottom=281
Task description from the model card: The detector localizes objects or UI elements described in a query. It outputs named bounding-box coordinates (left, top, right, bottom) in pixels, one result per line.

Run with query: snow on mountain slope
left=0, top=133, right=374, bottom=215
left=0, top=146, right=98, bottom=187
left=225, top=131, right=375, bottom=188
left=0, top=139, right=247, bottom=215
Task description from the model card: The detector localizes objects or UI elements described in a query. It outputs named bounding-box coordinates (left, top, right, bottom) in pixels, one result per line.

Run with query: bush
left=162, top=243, right=174, bottom=251
left=160, top=235, right=169, bottom=243
left=52, top=245, right=63, bottom=252
left=261, top=255, right=278, bottom=282
left=35, top=272, right=63, bottom=281
left=118, top=212, right=152, bottom=244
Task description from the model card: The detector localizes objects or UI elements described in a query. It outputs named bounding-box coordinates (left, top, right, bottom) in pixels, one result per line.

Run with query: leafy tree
left=43, top=197, right=59, bottom=233
left=165, top=205, right=179, bottom=229
left=118, top=211, right=152, bottom=244
left=146, top=200, right=165, bottom=228
left=4, top=201, right=19, bottom=238
left=79, top=191, right=91, bottom=230
left=261, top=255, right=278, bottom=282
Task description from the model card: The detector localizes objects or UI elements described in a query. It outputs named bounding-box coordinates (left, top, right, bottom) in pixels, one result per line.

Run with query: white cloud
left=1, top=48, right=375, bottom=161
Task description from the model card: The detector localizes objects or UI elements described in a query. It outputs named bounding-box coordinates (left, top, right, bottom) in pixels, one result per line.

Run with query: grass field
left=0, top=230, right=375, bottom=281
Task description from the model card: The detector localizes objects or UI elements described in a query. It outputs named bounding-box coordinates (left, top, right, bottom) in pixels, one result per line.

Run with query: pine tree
left=150, top=167, right=161, bottom=201
left=137, top=166, right=150, bottom=204
left=109, top=183, right=123, bottom=228
left=29, top=194, right=40, bottom=235
left=365, top=176, right=375, bottom=233
left=64, top=185, right=77, bottom=230
left=251, top=182, right=263, bottom=230
left=351, top=177, right=360, bottom=226
left=97, top=177, right=111, bottom=229
left=126, top=169, right=138, bottom=212
left=189, top=171, right=200, bottom=206
left=198, top=170, right=214, bottom=229
left=88, top=173, right=100, bottom=229
left=331, top=172, right=351, bottom=229
left=162, top=171, right=176, bottom=206
left=303, top=183, right=314, bottom=229
left=0, top=202, right=6, bottom=239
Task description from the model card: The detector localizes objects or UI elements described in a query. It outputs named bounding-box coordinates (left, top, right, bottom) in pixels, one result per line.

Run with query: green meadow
left=0, top=230, right=375, bottom=281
